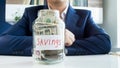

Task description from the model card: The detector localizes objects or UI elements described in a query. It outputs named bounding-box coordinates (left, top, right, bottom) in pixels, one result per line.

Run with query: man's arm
left=0, top=8, right=33, bottom=56
left=0, top=35, right=32, bottom=56
left=65, top=11, right=111, bottom=55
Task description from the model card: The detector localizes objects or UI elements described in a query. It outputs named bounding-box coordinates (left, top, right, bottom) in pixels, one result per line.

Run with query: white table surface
left=0, top=55, right=120, bottom=68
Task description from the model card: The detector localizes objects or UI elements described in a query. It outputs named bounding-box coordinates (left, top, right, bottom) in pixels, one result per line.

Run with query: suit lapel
left=65, top=6, right=79, bottom=30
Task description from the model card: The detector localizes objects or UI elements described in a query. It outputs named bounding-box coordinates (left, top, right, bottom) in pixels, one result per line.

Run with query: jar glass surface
left=33, top=9, right=65, bottom=64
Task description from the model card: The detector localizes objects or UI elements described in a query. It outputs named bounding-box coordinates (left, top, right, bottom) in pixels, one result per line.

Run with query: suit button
left=13, top=51, right=23, bottom=55
left=18, top=51, right=23, bottom=54
left=13, top=51, right=18, bottom=54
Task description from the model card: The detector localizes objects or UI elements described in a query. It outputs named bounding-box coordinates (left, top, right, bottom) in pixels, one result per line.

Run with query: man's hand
left=65, top=29, right=75, bottom=46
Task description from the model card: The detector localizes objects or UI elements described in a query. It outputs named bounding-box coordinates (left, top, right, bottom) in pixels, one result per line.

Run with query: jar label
left=34, top=35, right=64, bottom=50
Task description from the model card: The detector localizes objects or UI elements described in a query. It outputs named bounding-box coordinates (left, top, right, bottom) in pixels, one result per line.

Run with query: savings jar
left=33, top=9, right=65, bottom=64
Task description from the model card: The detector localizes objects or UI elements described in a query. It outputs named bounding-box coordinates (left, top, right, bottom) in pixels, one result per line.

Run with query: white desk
left=0, top=55, right=120, bottom=68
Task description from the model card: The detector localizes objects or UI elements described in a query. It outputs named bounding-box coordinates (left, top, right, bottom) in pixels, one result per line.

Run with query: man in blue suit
left=0, top=0, right=111, bottom=56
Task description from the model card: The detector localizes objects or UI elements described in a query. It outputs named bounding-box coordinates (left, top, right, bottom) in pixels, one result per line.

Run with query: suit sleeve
left=0, top=8, right=33, bottom=56
left=66, top=11, right=111, bottom=55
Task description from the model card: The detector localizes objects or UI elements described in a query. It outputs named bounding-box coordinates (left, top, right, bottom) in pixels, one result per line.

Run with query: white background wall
left=100, top=0, right=117, bottom=50
left=117, top=0, right=120, bottom=48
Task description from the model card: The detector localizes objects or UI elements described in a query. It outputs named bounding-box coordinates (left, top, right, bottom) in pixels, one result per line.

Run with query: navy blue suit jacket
left=0, top=5, right=111, bottom=56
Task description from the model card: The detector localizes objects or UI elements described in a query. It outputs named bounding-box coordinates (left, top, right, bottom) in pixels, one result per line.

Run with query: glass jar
left=33, top=9, right=65, bottom=64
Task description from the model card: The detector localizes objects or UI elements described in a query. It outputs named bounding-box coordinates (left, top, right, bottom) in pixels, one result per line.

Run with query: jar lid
left=38, top=9, right=60, bottom=17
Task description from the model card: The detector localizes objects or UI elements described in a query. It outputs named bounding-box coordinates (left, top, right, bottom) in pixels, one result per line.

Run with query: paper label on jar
left=34, top=35, right=64, bottom=50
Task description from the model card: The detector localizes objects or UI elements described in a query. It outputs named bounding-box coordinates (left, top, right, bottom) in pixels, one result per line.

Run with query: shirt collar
left=61, top=3, right=69, bottom=20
